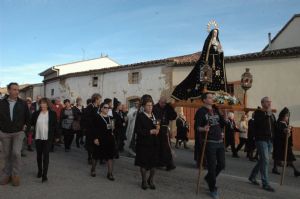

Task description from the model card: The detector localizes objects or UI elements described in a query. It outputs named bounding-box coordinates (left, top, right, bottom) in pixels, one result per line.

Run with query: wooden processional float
left=169, top=20, right=277, bottom=194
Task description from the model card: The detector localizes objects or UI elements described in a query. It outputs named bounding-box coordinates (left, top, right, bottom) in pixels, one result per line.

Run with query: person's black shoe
left=272, top=168, right=280, bottom=175
left=100, top=159, right=105, bottom=165
left=232, top=154, right=240, bottom=158
left=91, top=170, right=96, bottom=177
left=141, top=181, right=148, bottom=190
left=54, top=142, right=61, bottom=147
left=248, top=177, right=260, bottom=186
left=204, top=175, right=209, bottom=186
left=107, top=173, right=115, bottom=181
left=249, top=158, right=257, bottom=162
left=76, top=144, right=80, bottom=148
left=37, top=171, right=42, bottom=178
left=147, top=178, right=156, bottom=190
left=27, top=146, right=34, bottom=152
left=294, top=170, right=300, bottom=177
left=65, top=149, right=70, bottom=152
left=21, top=153, right=26, bottom=157
left=262, top=185, right=275, bottom=192
left=42, top=176, right=48, bottom=183
left=166, top=165, right=176, bottom=171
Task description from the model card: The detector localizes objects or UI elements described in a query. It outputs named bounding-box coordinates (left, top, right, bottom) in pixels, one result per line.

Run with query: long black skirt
left=135, top=144, right=159, bottom=170
left=273, top=142, right=296, bottom=162
left=92, top=134, right=116, bottom=160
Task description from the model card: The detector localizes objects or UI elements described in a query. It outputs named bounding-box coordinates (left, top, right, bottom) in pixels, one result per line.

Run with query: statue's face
left=213, top=29, right=218, bottom=38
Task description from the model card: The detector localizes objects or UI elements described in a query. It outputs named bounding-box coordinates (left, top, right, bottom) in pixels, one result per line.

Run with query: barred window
left=129, top=71, right=140, bottom=84
left=92, top=76, right=98, bottom=87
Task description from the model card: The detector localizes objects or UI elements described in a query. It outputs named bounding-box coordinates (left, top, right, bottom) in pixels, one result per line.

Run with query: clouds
left=0, top=62, right=51, bottom=86
left=0, top=0, right=299, bottom=87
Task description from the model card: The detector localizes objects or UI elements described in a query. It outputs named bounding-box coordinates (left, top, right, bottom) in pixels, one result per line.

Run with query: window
left=132, top=72, right=140, bottom=84
left=92, top=76, right=98, bottom=87
left=128, top=97, right=140, bottom=108
left=51, top=89, right=54, bottom=96
left=128, top=71, right=141, bottom=84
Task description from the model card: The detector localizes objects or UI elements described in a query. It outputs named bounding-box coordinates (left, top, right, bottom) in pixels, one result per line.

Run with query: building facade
left=39, top=14, right=300, bottom=149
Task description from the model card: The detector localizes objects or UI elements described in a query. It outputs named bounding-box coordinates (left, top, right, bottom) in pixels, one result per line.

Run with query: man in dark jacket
left=248, top=97, right=276, bottom=192
left=0, top=82, right=30, bottom=186
left=153, top=96, right=177, bottom=171
left=194, top=92, right=226, bottom=199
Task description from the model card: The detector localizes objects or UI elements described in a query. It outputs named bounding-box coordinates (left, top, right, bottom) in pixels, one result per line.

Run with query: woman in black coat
left=90, top=102, right=116, bottom=181
left=31, top=98, right=57, bottom=182
left=175, top=114, right=189, bottom=149
left=246, top=113, right=258, bottom=162
left=135, top=95, right=160, bottom=190
left=113, top=98, right=127, bottom=156
left=73, top=97, right=84, bottom=148
left=272, top=107, right=300, bottom=177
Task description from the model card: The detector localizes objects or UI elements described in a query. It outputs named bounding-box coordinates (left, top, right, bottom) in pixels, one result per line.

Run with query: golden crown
left=207, top=20, right=219, bottom=33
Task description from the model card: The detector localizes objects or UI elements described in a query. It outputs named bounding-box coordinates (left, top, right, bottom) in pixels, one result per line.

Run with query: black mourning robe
left=172, top=29, right=227, bottom=100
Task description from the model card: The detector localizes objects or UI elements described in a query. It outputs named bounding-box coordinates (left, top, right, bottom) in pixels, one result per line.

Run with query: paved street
left=1, top=142, right=300, bottom=199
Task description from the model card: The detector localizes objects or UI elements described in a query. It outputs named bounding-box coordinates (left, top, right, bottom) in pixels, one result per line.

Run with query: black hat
left=113, top=97, right=121, bottom=108
left=278, top=107, right=290, bottom=121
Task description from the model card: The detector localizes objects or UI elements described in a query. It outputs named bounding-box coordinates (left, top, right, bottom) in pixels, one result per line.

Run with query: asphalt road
left=0, top=142, right=300, bottom=199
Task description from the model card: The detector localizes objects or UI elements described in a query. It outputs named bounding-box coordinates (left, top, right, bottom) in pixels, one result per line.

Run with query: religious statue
left=171, top=20, right=227, bottom=100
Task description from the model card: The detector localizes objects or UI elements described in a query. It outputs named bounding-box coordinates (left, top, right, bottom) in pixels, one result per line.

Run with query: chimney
left=268, top=32, right=272, bottom=50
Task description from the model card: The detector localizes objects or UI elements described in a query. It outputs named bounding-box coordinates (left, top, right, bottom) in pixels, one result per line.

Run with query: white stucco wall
left=267, top=17, right=300, bottom=50
left=172, top=57, right=300, bottom=126
left=19, top=84, right=44, bottom=99
left=33, top=84, right=44, bottom=98
left=226, top=57, right=300, bottom=126
left=44, top=65, right=170, bottom=106
left=44, top=56, right=300, bottom=126
left=45, top=81, right=60, bottom=99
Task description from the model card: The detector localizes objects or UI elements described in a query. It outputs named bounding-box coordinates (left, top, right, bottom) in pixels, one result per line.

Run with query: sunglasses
left=103, top=106, right=109, bottom=109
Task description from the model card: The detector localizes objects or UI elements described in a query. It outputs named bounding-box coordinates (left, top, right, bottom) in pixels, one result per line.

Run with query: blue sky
left=0, top=0, right=299, bottom=86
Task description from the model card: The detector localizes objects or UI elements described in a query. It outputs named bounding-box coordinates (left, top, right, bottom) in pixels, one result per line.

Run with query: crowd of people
left=0, top=82, right=299, bottom=199
left=0, top=82, right=178, bottom=189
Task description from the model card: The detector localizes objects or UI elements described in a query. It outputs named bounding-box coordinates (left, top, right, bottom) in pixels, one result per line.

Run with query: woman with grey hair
left=73, top=97, right=84, bottom=148
left=225, top=112, right=240, bottom=158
